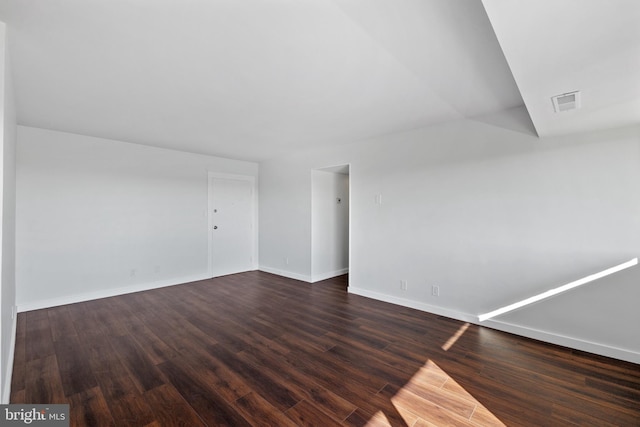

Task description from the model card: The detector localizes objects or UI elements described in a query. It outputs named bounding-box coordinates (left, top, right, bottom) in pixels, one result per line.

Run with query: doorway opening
left=311, top=164, right=350, bottom=285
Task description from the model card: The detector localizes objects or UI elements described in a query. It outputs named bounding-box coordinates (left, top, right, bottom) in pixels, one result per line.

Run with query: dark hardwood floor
left=10, top=271, right=640, bottom=426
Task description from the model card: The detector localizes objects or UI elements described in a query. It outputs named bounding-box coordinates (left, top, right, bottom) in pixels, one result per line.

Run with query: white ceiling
left=0, top=1, right=637, bottom=161
left=483, top=0, right=640, bottom=138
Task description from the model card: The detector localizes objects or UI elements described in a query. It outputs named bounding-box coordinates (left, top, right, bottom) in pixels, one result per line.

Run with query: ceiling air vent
left=552, top=91, right=581, bottom=112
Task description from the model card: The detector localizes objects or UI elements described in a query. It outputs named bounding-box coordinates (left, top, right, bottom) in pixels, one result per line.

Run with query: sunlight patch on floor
left=363, top=411, right=392, bottom=426
left=363, top=408, right=419, bottom=427
left=441, top=323, right=470, bottom=351
left=388, top=360, right=506, bottom=427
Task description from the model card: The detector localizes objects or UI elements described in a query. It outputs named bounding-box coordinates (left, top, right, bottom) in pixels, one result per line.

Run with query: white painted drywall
left=0, top=21, right=17, bottom=403
left=311, top=170, right=349, bottom=282
left=259, top=106, right=640, bottom=362
left=259, top=160, right=314, bottom=282
left=16, top=126, right=258, bottom=310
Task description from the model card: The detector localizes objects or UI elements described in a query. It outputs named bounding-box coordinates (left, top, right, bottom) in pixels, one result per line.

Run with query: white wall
left=259, top=160, right=314, bottom=281
left=16, top=126, right=258, bottom=311
left=0, top=21, right=17, bottom=404
left=259, top=106, right=640, bottom=363
left=311, top=170, right=349, bottom=282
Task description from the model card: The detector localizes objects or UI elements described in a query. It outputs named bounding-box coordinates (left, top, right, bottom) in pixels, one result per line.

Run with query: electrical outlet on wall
left=432, top=285, right=440, bottom=296
left=400, top=280, right=408, bottom=291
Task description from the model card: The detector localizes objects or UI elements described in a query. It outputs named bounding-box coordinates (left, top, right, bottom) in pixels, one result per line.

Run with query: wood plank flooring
left=10, top=271, right=640, bottom=426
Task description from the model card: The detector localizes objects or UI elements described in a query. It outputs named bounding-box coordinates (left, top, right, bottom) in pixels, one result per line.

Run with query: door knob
left=213, top=226, right=218, bottom=230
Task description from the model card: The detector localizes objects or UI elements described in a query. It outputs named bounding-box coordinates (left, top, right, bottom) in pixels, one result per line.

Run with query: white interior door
left=209, top=176, right=254, bottom=277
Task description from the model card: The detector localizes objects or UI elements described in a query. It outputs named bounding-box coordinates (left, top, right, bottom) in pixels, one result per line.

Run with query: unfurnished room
left=0, top=0, right=639, bottom=426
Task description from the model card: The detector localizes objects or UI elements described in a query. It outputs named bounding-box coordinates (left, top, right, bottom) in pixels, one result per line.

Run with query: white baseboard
left=2, top=313, right=17, bottom=404
left=17, top=274, right=211, bottom=313
left=348, top=287, right=640, bottom=365
left=311, top=268, right=349, bottom=283
left=259, top=266, right=348, bottom=283
left=258, top=266, right=311, bottom=283
left=348, top=287, right=478, bottom=323
left=482, top=319, right=640, bottom=365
